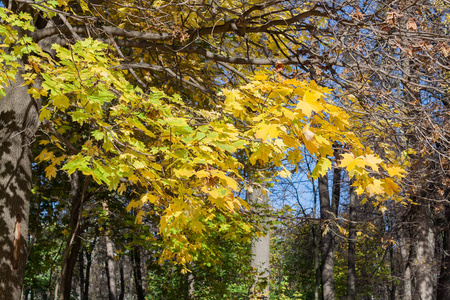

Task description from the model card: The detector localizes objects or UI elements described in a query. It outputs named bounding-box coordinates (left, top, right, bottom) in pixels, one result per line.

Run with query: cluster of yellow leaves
left=221, top=72, right=407, bottom=202
left=22, top=37, right=252, bottom=266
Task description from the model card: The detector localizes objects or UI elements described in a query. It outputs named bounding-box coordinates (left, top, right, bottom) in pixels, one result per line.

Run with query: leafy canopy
left=0, top=6, right=406, bottom=266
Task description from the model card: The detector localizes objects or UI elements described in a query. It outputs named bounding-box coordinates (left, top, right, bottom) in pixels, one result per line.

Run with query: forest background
left=0, top=0, right=449, bottom=299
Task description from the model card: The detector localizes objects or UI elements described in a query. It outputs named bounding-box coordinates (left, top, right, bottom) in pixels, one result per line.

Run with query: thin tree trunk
left=119, top=258, right=125, bottom=300
left=412, top=200, right=435, bottom=300
left=188, top=271, right=195, bottom=299
left=437, top=204, right=450, bottom=299
left=313, top=224, right=320, bottom=300
left=311, top=175, right=320, bottom=300
left=347, top=186, right=357, bottom=300
left=132, top=246, right=145, bottom=300
left=389, top=246, right=396, bottom=300
left=59, top=173, right=89, bottom=300
left=83, top=247, right=93, bottom=300
left=319, top=174, right=335, bottom=300
left=79, top=250, right=85, bottom=299
left=399, top=228, right=412, bottom=300
left=103, top=203, right=117, bottom=300
left=248, top=186, right=270, bottom=300
left=0, top=69, right=39, bottom=299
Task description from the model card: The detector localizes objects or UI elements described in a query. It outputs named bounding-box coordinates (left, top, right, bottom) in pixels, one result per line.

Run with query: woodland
left=0, top=0, right=449, bottom=299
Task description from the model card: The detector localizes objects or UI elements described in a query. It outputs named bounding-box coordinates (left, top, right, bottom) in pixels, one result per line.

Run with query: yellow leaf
left=303, top=89, right=322, bottom=103
left=117, top=183, right=127, bottom=195
left=296, top=100, right=315, bottom=118
left=340, top=153, right=365, bottom=171
left=302, top=122, right=315, bottom=141
left=364, top=154, right=383, bottom=172
left=175, top=168, right=194, bottom=178
left=45, top=164, right=57, bottom=179
left=39, top=107, right=52, bottom=121
left=382, top=178, right=400, bottom=196
left=386, top=166, right=407, bottom=178
left=141, top=193, right=157, bottom=204
left=255, top=123, right=280, bottom=140
left=278, top=169, right=291, bottom=178
left=52, top=94, right=71, bottom=109
left=211, top=170, right=238, bottom=191
left=366, top=179, right=384, bottom=196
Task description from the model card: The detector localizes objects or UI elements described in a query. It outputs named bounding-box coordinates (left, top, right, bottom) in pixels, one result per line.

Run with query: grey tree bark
left=412, top=200, right=435, bottom=300
left=0, top=69, right=39, bottom=299
left=103, top=203, right=117, bottom=300
left=399, top=227, right=412, bottom=300
left=248, top=186, right=270, bottom=300
left=119, top=258, right=125, bottom=300
left=437, top=204, right=450, bottom=299
left=347, top=185, right=357, bottom=300
left=319, top=172, right=337, bottom=300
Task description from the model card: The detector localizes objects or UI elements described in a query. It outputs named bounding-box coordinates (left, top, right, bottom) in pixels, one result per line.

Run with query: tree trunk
left=0, top=69, right=39, bottom=299
left=105, top=234, right=117, bottom=300
left=58, top=173, right=88, bottom=300
left=79, top=250, right=85, bottom=299
left=399, top=228, right=412, bottom=300
left=188, top=271, right=195, bottom=299
left=347, top=185, right=357, bottom=300
left=437, top=204, right=450, bottom=299
left=132, top=246, right=145, bottom=300
left=83, top=247, right=93, bottom=300
left=103, top=203, right=117, bottom=300
left=248, top=186, right=270, bottom=300
left=389, top=246, right=397, bottom=300
left=319, top=174, right=335, bottom=300
left=313, top=223, right=320, bottom=300
left=412, top=200, right=435, bottom=300
left=119, top=258, right=125, bottom=300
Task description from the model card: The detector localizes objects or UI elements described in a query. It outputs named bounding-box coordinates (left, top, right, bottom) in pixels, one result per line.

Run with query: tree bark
left=132, top=246, right=145, bottom=300
left=83, top=247, right=93, bottom=300
left=105, top=235, right=117, bottom=300
left=58, top=173, right=88, bottom=300
left=103, top=203, right=117, bottom=300
left=248, top=186, right=270, bottom=300
left=412, top=200, right=435, bottom=300
left=79, top=250, right=85, bottom=299
left=347, top=185, right=357, bottom=300
left=437, top=204, right=450, bottom=299
left=319, top=174, right=335, bottom=300
left=119, top=258, right=125, bottom=300
left=0, top=69, right=39, bottom=299
left=313, top=223, right=320, bottom=300
left=399, top=227, right=412, bottom=300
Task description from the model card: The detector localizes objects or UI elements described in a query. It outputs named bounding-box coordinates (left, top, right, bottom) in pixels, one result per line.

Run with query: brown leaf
left=275, top=60, right=284, bottom=72
left=406, top=18, right=417, bottom=31
left=351, top=10, right=364, bottom=21
left=386, top=11, right=402, bottom=26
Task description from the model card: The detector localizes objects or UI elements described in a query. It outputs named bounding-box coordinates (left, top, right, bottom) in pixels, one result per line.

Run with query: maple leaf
left=302, top=122, right=315, bottom=141
left=386, top=166, right=407, bottom=177
left=363, top=154, right=383, bottom=172
left=366, top=179, right=384, bottom=196
left=382, top=178, right=400, bottom=197
left=406, top=18, right=417, bottom=31
left=255, top=123, right=280, bottom=140
left=275, top=60, right=284, bottom=72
